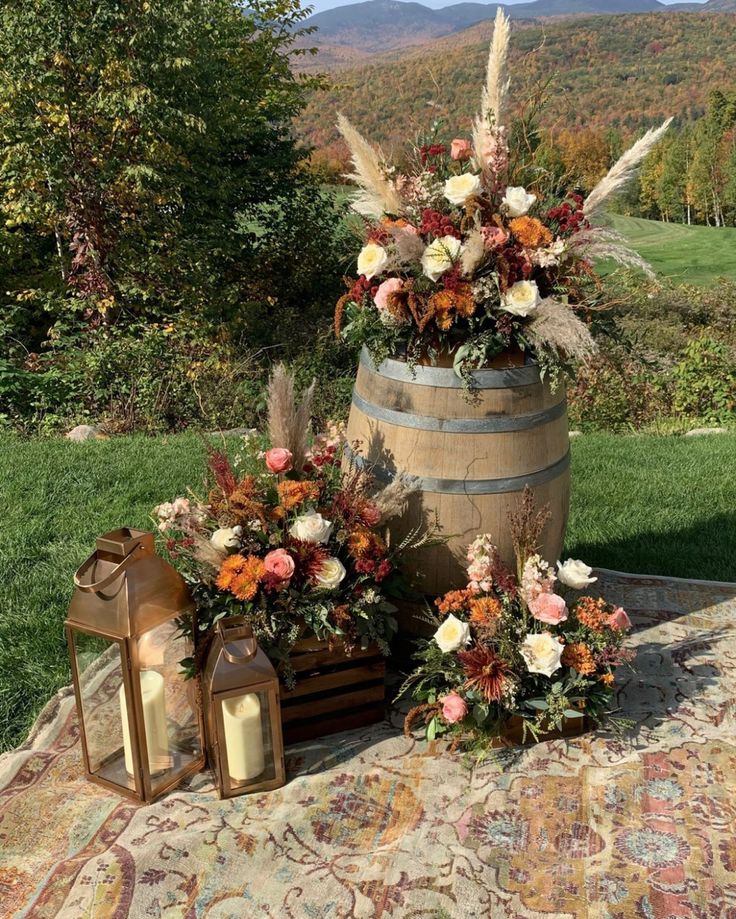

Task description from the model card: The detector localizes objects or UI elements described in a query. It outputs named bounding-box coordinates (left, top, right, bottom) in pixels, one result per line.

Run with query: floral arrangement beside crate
left=401, top=489, right=633, bottom=752
left=334, top=8, right=671, bottom=383
left=154, top=366, right=425, bottom=685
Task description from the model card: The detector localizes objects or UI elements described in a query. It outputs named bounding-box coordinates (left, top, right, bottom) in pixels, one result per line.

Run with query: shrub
left=567, top=351, right=669, bottom=432
left=671, top=336, right=736, bottom=424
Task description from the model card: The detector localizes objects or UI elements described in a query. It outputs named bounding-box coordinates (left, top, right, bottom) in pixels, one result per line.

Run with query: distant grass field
left=608, top=214, right=736, bottom=286
left=1, top=431, right=735, bottom=752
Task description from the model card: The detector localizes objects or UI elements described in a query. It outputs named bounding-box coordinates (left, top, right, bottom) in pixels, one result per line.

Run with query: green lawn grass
left=608, top=214, right=736, bottom=286
left=1, top=431, right=735, bottom=753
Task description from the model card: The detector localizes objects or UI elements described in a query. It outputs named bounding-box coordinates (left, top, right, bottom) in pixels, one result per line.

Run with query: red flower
left=374, top=560, right=392, bottom=582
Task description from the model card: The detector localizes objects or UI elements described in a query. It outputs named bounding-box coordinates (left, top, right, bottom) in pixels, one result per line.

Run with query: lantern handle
left=217, top=618, right=258, bottom=665
left=73, top=543, right=146, bottom=593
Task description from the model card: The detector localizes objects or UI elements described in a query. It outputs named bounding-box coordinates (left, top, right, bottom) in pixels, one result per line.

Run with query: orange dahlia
left=216, top=555, right=265, bottom=602
left=277, top=480, right=320, bottom=511
left=599, top=671, right=615, bottom=686
left=561, top=642, right=596, bottom=675
left=469, top=596, right=502, bottom=627
left=509, top=216, right=553, bottom=249
left=347, top=526, right=386, bottom=560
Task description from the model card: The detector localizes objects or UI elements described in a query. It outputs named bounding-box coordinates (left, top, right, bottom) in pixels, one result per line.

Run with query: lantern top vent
left=67, top=527, right=193, bottom=639
left=203, top=618, right=279, bottom=695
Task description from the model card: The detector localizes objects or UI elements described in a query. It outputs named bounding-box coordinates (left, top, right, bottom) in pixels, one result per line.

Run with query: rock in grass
left=207, top=427, right=258, bottom=437
left=65, top=424, right=108, bottom=442
left=684, top=427, right=727, bottom=437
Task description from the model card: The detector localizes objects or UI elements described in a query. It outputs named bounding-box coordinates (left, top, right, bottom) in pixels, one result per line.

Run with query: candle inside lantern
left=119, top=670, right=170, bottom=775
left=222, top=692, right=265, bottom=782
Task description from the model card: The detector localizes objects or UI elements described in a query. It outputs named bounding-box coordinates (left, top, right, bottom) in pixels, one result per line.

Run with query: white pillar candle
left=222, top=692, right=265, bottom=783
left=119, top=670, right=170, bottom=775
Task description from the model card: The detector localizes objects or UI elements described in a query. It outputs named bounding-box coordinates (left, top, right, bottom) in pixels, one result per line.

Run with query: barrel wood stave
left=346, top=348, right=570, bottom=599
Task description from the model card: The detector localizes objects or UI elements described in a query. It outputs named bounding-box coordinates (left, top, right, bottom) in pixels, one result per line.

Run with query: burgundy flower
left=457, top=645, right=509, bottom=702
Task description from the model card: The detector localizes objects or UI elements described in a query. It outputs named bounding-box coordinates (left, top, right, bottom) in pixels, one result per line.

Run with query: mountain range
left=297, top=11, right=736, bottom=157
left=304, top=0, right=730, bottom=55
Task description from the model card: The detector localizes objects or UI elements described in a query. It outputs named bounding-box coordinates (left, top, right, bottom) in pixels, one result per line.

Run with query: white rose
left=444, top=172, right=482, bottom=206
left=313, top=556, right=347, bottom=590
left=289, top=510, right=333, bottom=544
left=421, top=235, right=462, bottom=282
left=433, top=613, right=471, bottom=654
left=357, top=242, right=389, bottom=281
left=557, top=559, right=597, bottom=590
left=520, top=632, right=564, bottom=678
left=502, top=186, right=536, bottom=217
left=210, top=527, right=241, bottom=553
left=500, top=280, right=540, bottom=317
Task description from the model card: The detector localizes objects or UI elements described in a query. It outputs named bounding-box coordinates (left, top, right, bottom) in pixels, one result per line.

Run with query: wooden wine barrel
left=346, top=347, right=570, bottom=599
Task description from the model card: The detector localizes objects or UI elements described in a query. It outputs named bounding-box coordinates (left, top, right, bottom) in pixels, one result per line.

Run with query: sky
left=306, top=0, right=707, bottom=17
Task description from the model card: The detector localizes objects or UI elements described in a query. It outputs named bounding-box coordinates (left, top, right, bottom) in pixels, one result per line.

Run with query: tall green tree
left=0, top=0, right=326, bottom=333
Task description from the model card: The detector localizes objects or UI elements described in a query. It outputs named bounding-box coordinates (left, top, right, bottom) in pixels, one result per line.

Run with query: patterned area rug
left=2, top=571, right=736, bottom=919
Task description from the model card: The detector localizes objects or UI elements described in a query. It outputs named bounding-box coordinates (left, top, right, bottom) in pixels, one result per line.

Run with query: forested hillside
left=300, top=13, right=736, bottom=161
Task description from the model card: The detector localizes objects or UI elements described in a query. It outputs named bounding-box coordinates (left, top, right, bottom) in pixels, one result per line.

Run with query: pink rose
left=374, top=277, right=403, bottom=315
left=264, top=548, right=295, bottom=584
left=450, top=139, right=472, bottom=161
left=265, top=447, right=293, bottom=474
left=441, top=692, right=468, bottom=724
left=481, top=226, right=510, bottom=250
left=360, top=501, right=381, bottom=527
left=529, top=592, right=568, bottom=625
left=608, top=607, right=632, bottom=631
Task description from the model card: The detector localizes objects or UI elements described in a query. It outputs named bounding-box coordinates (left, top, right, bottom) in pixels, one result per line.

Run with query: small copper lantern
left=65, top=528, right=205, bottom=803
left=202, top=617, right=286, bottom=798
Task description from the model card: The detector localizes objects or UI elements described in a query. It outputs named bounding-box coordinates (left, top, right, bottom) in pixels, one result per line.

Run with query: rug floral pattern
left=2, top=571, right=735, bottom=918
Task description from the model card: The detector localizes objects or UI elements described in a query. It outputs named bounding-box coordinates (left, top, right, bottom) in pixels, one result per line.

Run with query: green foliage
left=0, top=0, right=352, bottom=432
left=672, top=337, right=736, bottom=423
left=568, top=271, right=736, bottom=432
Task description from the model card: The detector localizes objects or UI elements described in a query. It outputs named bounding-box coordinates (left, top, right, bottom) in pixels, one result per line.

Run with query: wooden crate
left=279, top=637, right=386, bottom=745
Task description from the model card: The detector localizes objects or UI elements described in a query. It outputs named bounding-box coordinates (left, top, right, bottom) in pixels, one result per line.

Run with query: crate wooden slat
left=279, top=636, right=386, bottom=745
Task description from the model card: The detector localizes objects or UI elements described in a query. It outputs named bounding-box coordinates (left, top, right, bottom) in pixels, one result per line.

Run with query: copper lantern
left=202, top=617, right=286, bottom=798
left=65, top=528, right=205, bottom=803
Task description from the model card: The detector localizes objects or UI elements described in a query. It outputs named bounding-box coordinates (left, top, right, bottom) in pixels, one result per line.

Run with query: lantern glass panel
left=70, top=629, right=133, bottom=789
left=133, top=621, right=202, bottom=796
left=218, top=687, right=278, bottom=791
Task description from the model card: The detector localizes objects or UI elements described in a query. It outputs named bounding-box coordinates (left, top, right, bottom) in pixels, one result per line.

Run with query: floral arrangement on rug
left=334, top=8, right=671, bottom=383
left=401, top=489, right=633, bottom=751
left=154, top=366, right=426, bottom=684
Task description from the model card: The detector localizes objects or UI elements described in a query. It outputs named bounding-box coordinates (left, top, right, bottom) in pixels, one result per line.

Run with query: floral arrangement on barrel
left=154, top=366, right=425, bottom=684
left=400, top=488, right=633, bottom=751
left=334, top=8, right=671, bottom=383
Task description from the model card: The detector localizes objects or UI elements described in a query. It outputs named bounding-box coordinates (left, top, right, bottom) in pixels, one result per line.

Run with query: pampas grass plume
left=336, top=113, right=401, bottom=218
left=267, top=364, right=315, bottom=471
left=584, top=119, right=673, bottom=217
